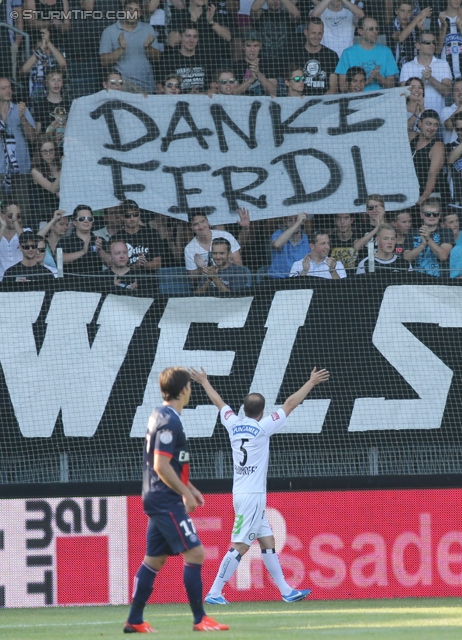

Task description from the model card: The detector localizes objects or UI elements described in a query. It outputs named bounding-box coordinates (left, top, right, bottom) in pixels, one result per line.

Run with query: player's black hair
left=243, top=393, right=265, bottom=419
left=159, top=367, right=191, bottom=401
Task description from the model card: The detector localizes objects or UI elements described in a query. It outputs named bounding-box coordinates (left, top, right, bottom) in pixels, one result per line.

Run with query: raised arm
left=189, top=366, right=227, bottom=410
left=281, top=366, right=329, bottom=416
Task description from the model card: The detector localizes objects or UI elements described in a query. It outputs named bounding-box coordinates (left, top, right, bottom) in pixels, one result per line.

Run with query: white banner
left=60, top=89, right=419, bottom=225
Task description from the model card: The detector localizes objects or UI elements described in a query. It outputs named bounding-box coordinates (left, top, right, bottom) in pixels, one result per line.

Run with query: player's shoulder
left=148, top=405, right=181, bottom=431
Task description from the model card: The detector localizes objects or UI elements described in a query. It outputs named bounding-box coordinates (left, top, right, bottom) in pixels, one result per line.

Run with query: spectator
left=184, top=208, right=242, bottom=278
left=353, top=194, right=387, bottom=256
left=3, top=0, right=23, bottom=82
left=409, top=108, right=449, bottom=204
left=449, top=228, right=462, bottom=276
left=23, top=0, right=71, bottom=53
left=233, top=32, right=278, bottom=96
left=20, top=28, right=67, bottom=100
left=161, top=74, right=183, bottom=95
left=31, top=70, right=70, bottom=146
left=436, top=0, right=462, bottom=79
left=148, top=213, right=192, bottom=265
left=310, top=0, right=364, bottom=58
left=100, top=0, right=160, bottom=94
left=294, top=16, right=338, bottom=95
left=385, top=2, right=431, bottom=73
left=441, top=76, right=462, bottom=142
left=400, top=30, right=452, bottom=115
left=283, top=65, right=307, bottom=97
left=441, top=209, right=460, bottom=239
left=0, top=78, right=36, bottom=221
left=446, top=114, right=462, bottom=203
left=106, top=239, right=139, bottom=291
left=0, top=202, right=29, bottom=279
left=250, top=0, right=300, bottom=78
left=390, top=209, right=413, bottom=254
left=93, top=205, right=123, bottom=242
left=404, top=76, right=425, bottom=131
left=290, top=229, right=347, bottom=279
left=403, top=196, right=454, bottom=276
left=35, top=235, right=56, bottom=276
left=345, top=66, right=366, bottom=92
left=66, top=0, right=116, bottom=99
left=37, top=208, right=69, bottom=274
left=160, top=26, right=210, bottom=93
left=105, top=199, right=166, bottom=272
left=3, top=231, right=54, bottom=282
left=57, top=205, right=103, bottom=274
left=267, top=212, right=311, bottom=278
left=102, top=69, right=125, bottom=92
left=29, top=136, right=61, bottom=229
left=336, top=17, right=399, bottom=92
left=356, top=223, right=408, bottom=273
left=209, top=68, right=248, bottom=95
left=328, top=212, right=360, bottom=270
left=167, top=0, right=232, bottom=61
left=194, top=237, right=251, bottom=294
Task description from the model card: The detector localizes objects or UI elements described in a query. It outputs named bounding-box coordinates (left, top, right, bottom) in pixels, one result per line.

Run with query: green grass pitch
left=1, top=599, right=462, bottom=640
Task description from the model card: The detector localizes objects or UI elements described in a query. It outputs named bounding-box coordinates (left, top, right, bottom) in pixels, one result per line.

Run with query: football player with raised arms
left=189, top=365, right=330, bottom=604
left=124, top=367, right=229, bottom=633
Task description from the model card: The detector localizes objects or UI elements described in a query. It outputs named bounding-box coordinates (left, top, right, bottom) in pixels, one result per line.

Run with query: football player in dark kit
left=124, top=367, right=229, bottom=634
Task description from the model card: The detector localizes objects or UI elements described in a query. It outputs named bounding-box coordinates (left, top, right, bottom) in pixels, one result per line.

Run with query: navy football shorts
left=146, top=504, right=202, bottom=556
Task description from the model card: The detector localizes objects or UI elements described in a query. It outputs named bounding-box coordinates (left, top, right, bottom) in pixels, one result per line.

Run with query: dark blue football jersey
left=142, top=405, right=190, bottom=514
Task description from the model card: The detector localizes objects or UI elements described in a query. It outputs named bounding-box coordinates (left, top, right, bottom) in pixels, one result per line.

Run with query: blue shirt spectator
left=267, top=213, right=311, bottom=279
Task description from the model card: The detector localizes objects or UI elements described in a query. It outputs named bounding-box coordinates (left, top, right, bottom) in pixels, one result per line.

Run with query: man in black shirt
left=295, top=16, right=339, bottom=95
left=107, top=199, right=168, bottom=271
left=233, top=32, right=278, bottom=96
left=3, top=231, right=54, bottom=281
left=160, top=26, right=210, bottom=93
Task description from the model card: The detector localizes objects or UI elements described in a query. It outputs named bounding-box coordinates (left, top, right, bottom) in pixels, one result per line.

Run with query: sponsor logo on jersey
left=232, top=425, right=260, bottom=437
left=159, top=430, right=173, bottom=444
left=224, top=409, right=235, bottom=420
left=271, top=412, right=280, bottom=421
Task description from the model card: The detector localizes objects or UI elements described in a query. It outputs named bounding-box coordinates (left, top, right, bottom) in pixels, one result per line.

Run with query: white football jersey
left=220, top=405, right=287, bottom=494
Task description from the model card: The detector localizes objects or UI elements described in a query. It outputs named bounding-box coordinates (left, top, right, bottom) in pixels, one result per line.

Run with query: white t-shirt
left=220, top=405, right=287, bottom=494
left=318, top=7, right=357, bottom=58
left=290, top=257, right=347, bottom=278
left=184, top=230, right=240, bottom=271
left=441, top=103, right=458, bottom=144
left=400, top=56, right=452, bottom=115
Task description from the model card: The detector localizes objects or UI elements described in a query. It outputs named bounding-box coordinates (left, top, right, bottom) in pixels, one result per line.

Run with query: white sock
left=208, top=549, right=241, bottom=597
left=261, top=549, right=291, bottom=596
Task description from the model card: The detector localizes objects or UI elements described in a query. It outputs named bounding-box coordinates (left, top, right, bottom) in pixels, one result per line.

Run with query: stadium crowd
left=1, top=0, right=462, bottom=286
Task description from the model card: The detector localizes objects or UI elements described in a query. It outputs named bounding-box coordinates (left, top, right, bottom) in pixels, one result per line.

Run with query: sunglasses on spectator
left=75, top=216, right=94, bottom=222
left=456, top=127, right=462, bottom=132
left=124, top=212, right=140, bottom=218
left=36, top=247, right=46, bottom=253
left=165, top=82, right=180, bottom=88
left=219, top=79, right=237, bottom=85
left=290, top=75, right=306, bottom=82
left=109, top=79, right=124, bottom=85
left=41, top=148, right=54, bottom=154
left=422, top=211, right=440, bottom=217
left=21, top=244, right=37, bottom=250
left=421, top=40, right=435, bottom=45
left=367, top=204, right=381, bottom=210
